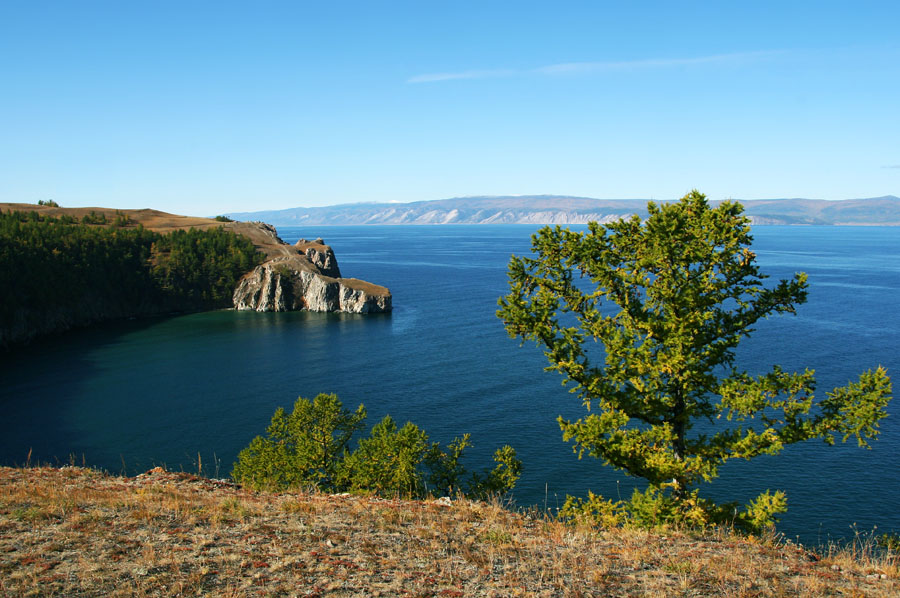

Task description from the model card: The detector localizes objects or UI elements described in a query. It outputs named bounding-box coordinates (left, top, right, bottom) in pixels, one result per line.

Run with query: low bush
left=232, top=393, right=521, bottom=500
left=559, top=486, right=788, bottom=534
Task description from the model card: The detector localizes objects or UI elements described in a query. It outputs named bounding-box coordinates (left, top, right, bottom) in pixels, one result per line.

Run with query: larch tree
left=497, top=190, right=891, bottom=529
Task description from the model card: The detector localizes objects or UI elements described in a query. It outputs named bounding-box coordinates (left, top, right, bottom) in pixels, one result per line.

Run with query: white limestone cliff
left=232, top=238, right=391, bottom=314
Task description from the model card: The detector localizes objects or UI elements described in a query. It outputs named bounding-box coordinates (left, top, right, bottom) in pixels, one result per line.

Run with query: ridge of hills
left=225, top=195, right=900, bottom=226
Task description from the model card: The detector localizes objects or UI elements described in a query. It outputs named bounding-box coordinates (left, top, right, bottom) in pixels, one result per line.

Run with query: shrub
left=558, top=486, right=787, bottom=533
left=232, top=393, right=521, bottom=499
left=81, top=211, right=108, bottom=225
left=338, top=415, right=430, bottom=497
left=232, top=393, right=366, bottom=492
left=113, top=211, right=132, bottom=227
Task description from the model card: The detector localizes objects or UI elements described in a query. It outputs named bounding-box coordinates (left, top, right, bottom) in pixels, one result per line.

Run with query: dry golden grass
left=1, top=467, right=896, bottom=597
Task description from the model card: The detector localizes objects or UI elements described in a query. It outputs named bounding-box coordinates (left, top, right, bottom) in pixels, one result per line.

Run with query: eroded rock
left=295, top=238, right=341, bottom=278
left=233, top=247, right=391, bottom=314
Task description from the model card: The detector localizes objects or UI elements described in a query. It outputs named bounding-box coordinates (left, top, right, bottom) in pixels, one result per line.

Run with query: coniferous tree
left=498, top=190, right=892, bottom=529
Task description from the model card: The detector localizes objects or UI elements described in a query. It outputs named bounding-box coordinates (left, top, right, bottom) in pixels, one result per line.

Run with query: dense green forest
left=0, top=210, right=264, bottom=348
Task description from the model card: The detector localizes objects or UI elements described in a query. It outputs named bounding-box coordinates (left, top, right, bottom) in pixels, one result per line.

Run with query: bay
left=1, top=224, right=897, bottom=546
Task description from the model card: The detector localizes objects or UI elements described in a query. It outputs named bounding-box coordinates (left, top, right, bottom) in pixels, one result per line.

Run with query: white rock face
left=232, top=263, right=282, bottom=311
left=233, top=254, right=391, bottom=314
left=295, top=238, right=342, bottom=278
left=338, top=280, right=392, bottom=313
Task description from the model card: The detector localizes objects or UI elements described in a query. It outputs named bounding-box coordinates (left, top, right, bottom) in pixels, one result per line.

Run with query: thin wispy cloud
left=536, top=51, right=780, bottom=74
left=408, top=50, right=780, bottom=84
left=883, top=164, right=900, bottom=169
left=407, top=69, right=516, bottom=83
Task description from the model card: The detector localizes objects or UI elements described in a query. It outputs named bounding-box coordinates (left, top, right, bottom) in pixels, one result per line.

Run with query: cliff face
left=1, top=296, right=171, bottom=351
left=231, top=237, right=391, bottom=314
left=295, top=238, right=342, bottom=278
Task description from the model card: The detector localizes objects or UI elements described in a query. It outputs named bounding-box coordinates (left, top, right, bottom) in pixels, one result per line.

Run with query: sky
left=1, top=1, right=898, bottom=217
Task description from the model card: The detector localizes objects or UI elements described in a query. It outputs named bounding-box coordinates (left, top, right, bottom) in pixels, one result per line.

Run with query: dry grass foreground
left=0, top=467, right=896, bottom=597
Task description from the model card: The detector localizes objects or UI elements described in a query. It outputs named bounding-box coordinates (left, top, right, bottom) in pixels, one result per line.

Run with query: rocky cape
left=0, top=204, right=391, bottom=348
left=231, top=226, right=391, bottom=314
left=225, top=195, right=900, bottom=226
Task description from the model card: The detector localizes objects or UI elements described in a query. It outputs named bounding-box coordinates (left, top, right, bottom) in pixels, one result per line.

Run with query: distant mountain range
left=225, top=195, right=900, bottom=226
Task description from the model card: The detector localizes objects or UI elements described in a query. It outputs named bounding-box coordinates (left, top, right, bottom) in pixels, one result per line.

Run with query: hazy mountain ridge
left=226, top=195, right=900, bottom=226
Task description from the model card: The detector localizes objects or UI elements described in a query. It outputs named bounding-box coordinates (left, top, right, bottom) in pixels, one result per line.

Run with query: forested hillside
left=0, top=210, right=264, bottom=349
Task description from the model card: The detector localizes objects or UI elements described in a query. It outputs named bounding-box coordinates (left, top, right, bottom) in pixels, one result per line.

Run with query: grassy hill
left=1, top=466, right=896, bottom=597
left=0, top=203, right=292, bottom=259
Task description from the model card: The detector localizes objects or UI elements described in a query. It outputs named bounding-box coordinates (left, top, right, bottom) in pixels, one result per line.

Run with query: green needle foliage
left=232, top=393, right=522, bottom=500
left=498, top=190, right=892, bottom=531
left=231, top=393, right=367, bottom=491
left=338, top=415, right=430, bottom=497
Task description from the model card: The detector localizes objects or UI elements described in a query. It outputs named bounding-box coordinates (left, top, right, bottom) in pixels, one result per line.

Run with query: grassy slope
left=0, top=203, right=291, bottom=260
left=1, top=467, right=896, bottom=597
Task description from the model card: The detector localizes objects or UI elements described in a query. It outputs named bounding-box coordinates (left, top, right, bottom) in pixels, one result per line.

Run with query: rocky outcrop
left=294, top=238, right=341, bottom=278
left=232, top=237, right=391, bottom=314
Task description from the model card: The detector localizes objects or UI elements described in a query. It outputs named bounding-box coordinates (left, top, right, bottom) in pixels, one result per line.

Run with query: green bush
left=232, top=393, right=522, bottom=499
left=113, top=211, right=132, bottom=227
left=81, top=210, right=107, bottom=225
left=878, top=532, right=900, bottom=551
left=339, top=415, right=430, bottom=497
left=232, top=393, right=366, bottom=491
left=558, top=485, right=787, bottom=534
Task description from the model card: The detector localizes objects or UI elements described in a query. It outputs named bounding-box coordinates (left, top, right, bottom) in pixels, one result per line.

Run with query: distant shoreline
left=225, top=195, right=900, bottom=227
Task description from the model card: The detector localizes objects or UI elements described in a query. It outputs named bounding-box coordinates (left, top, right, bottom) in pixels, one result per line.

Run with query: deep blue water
left=2, top=225, right=898, bottom=546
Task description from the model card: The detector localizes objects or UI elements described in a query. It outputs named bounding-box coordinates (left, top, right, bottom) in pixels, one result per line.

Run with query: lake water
left=2, top=225, right=898, bottom=546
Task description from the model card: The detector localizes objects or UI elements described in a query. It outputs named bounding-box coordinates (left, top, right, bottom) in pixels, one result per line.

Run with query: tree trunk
left=672, top=388, right=688, bottom=501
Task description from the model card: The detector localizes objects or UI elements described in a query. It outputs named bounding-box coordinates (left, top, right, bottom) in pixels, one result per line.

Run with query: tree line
left=0, top=210, right=264, bottom=348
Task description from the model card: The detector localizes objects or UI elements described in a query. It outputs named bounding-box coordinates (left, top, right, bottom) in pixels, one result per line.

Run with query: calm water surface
left=2, top=225, right=898, bottom=545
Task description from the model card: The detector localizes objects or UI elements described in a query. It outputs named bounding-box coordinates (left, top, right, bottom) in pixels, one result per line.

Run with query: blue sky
left=1, top=1, right=898, bottom=216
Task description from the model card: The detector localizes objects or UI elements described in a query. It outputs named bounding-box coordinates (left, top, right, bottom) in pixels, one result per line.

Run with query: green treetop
left=498, top=190, right=891, bottom=530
